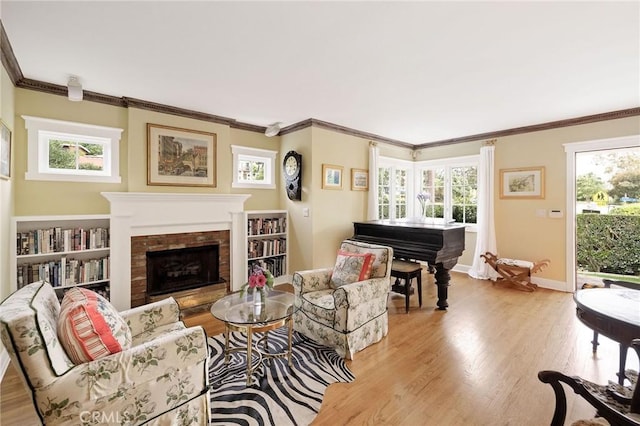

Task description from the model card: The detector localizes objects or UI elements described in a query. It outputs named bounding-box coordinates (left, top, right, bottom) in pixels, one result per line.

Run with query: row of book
left=249, top=257, right=286, bottom=278
left=17, top=227, right=110, bottom=256
left=248, top=238, right=286, bottom=260
left=17, top=256, right=110, bottom=289
left=55, top=284, right=110, bottom=302
left=247, top=217, right=287, bottom=236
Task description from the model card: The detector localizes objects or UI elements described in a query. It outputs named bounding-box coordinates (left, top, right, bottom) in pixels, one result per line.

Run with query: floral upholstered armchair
left=293, top=239, right=393, bottom=359
left=0, top=280, right=210, bottom=425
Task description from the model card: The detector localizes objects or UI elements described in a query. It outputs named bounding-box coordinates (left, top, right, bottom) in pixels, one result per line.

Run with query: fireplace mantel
left=102, top=192, right=251, bottom=310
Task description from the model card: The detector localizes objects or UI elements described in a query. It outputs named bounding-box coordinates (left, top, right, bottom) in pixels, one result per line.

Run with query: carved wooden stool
left=390, top=260, right=423, bottom=313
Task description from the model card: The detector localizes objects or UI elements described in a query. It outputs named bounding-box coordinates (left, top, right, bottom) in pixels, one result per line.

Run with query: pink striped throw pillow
left=57, top=287, right=132, bottom=364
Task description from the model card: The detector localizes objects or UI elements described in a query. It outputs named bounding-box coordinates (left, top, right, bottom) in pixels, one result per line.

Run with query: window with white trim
left=23, top=116, right=122, bottom=183
left=377, top=155, right=478, bottom=227
left=416, top=155, right=479, bottom=226
left=377, top=157, right=413, bottom=220
left=231, top=145, right=276, bottom=189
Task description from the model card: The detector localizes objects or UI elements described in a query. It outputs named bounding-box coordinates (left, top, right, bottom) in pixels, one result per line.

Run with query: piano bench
left=390, top=260, right=423, bottom=313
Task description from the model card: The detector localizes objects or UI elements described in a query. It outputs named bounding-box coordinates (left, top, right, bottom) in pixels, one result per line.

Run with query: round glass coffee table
left=210, top=289, right=296, bottom=385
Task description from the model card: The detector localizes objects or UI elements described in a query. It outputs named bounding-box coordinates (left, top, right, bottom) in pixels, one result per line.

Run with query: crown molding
left=280, top=118, right=414, bottom=149
left=0, top=20, right=23, bottom=85
left=279, top=119, right=313, bottom=135
left=415, top=107, right=640, bottom=149
left=2, top=18, right=638, bottom=148
left=122, top=97, right=236, bottom=125
left=229, top=121, right=268, bottom=133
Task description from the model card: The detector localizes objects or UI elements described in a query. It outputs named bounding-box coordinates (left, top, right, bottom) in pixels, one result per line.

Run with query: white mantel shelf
left=102, top=192, right=251, bottom=310
left=102, top=192, right=251, bottom=203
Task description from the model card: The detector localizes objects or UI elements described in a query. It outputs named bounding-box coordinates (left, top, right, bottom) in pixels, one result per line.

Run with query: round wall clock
left=283, top=150, right=302, bottom=201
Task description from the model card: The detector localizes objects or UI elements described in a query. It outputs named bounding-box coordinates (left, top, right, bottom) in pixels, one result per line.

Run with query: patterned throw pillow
left=330, top=250, right=377, bottom=288
left=57, top=287, right=132, bottom=364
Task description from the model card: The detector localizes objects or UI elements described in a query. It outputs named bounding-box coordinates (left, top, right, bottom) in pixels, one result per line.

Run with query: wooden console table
left=574, top=288, right=640, bottom=384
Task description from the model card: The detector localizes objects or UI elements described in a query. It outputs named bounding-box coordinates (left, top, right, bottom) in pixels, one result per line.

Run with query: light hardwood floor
left=1, top=272, right=636, bottom=425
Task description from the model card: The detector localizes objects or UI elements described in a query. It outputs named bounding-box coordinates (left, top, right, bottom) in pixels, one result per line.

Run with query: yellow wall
left=4, top=83, right=640, bottom=289
left=416, top=140, right=482, bottom=161
left=311, top=127, right=375, bottom=268
left=13, top=89, right=128, bottom=215
left=493, top=116, right=640, bottom=283
left=0, top=65, right=15, bottom=300
left=11, top=92, right=282, bottom=215
left=125, top=108, right=280, bottom=211
left=280, top=127, right=313, bottom=272
left=379, top=142, right=414, bottom=160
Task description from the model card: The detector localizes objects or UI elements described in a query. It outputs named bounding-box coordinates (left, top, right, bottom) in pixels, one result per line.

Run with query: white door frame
left=564, top=134, right=640, bottom=292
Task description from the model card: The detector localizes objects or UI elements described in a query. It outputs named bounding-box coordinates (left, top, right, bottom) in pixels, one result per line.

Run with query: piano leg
left=434, top=263, right=452, bottom=310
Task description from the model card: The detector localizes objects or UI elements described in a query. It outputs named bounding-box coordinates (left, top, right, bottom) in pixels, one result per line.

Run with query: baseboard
left=0, top=345, right=10, bottom=381
left=532, top=276, right=570, bottom=292
left=452, top=264, right=471, bottom=274
left=453, top=264, right=569, bottom=293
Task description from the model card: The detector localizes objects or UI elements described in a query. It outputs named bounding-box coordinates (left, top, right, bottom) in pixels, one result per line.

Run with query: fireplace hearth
left=146, top=244, right=224, bottom=297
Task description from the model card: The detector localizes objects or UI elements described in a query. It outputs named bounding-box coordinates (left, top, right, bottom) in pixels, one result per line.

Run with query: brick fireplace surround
left=102, top=192, right=250, bottom=311
left=130, top=230, right=230, bottom=308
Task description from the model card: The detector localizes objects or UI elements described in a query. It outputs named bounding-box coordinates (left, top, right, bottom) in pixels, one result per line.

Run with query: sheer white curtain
left=468, top=142, right=499, bottom=280
left=367, top=142, right=379, bottom=220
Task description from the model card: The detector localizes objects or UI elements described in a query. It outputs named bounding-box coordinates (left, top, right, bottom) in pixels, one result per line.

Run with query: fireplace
left=146, top=244, right=224, bottom=297
left=130, top=230, right=230, bottom=307
left=102, top=192, right=250, bottom=311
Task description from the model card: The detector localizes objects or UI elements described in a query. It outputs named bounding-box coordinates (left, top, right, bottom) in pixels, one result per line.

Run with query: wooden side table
left=390, top=260, right=423, bottom=313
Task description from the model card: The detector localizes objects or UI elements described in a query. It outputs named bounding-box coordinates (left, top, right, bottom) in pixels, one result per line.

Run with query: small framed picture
left=351, top=168, right=369, bottom=191
left=147, top=123, right=217, bottom=187
left=500, top=166, right=545, bottom=199
left=322, top=164, right=343, bottom=189
left=0, top=121, right=11, bottom=180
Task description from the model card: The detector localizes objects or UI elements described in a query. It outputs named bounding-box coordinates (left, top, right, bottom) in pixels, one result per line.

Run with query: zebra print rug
left=208, top=328, right=355, bottom=425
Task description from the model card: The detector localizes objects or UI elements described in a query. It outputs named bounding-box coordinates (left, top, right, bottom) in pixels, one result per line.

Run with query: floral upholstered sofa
left=0, top=280, right=210, bottom=425
left=292, top=239, right=393, bottom=359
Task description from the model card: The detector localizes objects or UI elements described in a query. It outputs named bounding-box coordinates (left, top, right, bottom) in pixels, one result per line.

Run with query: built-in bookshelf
left=11, top=215, right=111, bottom=301
left=245, top=210, right=288, bottom=284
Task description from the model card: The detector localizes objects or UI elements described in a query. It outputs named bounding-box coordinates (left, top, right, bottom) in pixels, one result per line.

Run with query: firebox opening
left=146, top=244, right=223, bottom=297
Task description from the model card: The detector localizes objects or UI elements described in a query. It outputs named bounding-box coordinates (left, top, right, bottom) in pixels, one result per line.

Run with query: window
left=231, top=145, right=276, bottom=189
left=378, top=157, right=413, bottom=220
left=451, top=165, right=478, bottom=224
left=377, top=155, right=478, bottom=226
left=419, top=167, right=445, bottom=219
left=416, top=155, right=479, bottom=226
left=23, top=116, right=122, bottom=183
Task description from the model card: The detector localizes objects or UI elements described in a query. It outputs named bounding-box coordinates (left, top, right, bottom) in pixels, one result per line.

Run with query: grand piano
left=352, top=219, right=466, bottom=310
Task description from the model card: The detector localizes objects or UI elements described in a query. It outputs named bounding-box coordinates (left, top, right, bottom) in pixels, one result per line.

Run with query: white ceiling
left=2, top=1, right=639, bottom=145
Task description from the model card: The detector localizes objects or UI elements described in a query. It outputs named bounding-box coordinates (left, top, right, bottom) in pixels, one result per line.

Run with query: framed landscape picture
left=147, top=123, right=217, bottom=187
left=0, top=121, right=11, bottom=180
left=322, top=164, right=343, bottom=189
left=351, top=168, right=368, bottom=191
left=500, top=166, right=545, bottom=199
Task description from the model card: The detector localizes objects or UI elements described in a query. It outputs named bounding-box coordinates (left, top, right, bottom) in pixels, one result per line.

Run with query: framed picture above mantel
left=499, top=166, right=545, bottom=199
left=147, top=123, right=217, bottom=187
